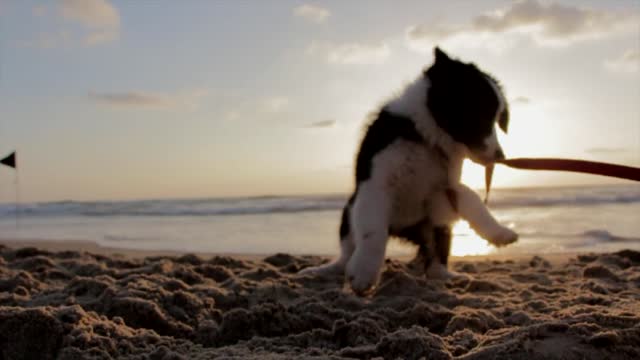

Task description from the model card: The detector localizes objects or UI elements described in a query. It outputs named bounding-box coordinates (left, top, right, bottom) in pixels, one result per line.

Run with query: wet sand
left=0, top=240, right=639, bottom=359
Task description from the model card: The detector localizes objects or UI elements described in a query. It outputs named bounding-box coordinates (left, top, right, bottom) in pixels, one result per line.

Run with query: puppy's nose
left=494, top=149, right=505, bottom=161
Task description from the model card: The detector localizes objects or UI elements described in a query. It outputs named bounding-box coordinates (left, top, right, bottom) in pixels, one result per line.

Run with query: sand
left=0, top=241, right=639, bottom=359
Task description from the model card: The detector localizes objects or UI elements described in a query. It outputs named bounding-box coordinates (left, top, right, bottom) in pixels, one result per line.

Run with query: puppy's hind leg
left=424, top=192, right=464, bottom=279
left=346, top=185, right=390, bottom=295
left=417, top=226, right=456, bottom=279
left=299, top=201, right=355, bottom=276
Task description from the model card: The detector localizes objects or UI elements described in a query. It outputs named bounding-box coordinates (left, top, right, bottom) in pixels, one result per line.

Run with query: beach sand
left=0, top=240, right=639, bottom=359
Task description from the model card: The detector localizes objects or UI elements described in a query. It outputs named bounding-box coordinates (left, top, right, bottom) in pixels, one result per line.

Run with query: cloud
left=84, top=29, right=118, bottom=45
left=307, top=41, right=391, bottom=65
left=306, top=120, right=336, bottom=128
left=223, top=110, right=241, bottom=122
left=406, top=0, right=638, bottom=50
left=60, top=0, right=120, bottom=45
left=88, top=89, right=208, bottom=109
left=585, top=147, right=631, bottom=155
left=512, top=96, right=531, bottom=104
left=293, top=4, right=330, bottom=24
left=261, top=96, right=290, bottom=112
left=60, top=0, right=119, bottom=28
left=328, top=43, right=390, bottom=65
left=89, top=92, right=172, bottom=107
left=605, top=49, right=640, bottom=73
left=20, top=31, right=72, bottom=49
left=21, top=0, right=120, bottom=48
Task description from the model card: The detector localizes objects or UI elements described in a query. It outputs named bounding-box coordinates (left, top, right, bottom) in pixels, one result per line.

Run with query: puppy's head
left=425, top=47, right=509, bottom=165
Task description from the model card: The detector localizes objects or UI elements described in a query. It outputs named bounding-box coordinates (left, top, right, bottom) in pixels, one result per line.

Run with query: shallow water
left=1, top=185, right=639, bottom=256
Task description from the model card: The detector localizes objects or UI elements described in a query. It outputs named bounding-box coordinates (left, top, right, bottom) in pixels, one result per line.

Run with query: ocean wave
left=490, top=193, right=640, bottom=209
left=0, top=197, right=346, bottom=218
left=0, top=185, right=638, bottom=218
left=520, top=229, right=640, bottom=243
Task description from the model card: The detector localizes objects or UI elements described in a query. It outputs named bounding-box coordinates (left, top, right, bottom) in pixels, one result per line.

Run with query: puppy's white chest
left=374, top=141, right=449, bottom=227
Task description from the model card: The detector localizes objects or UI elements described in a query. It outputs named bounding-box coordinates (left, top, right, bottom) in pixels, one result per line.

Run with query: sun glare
left=460, top=160, right=489, bottom=190
left=451, top=220, right=495, bottom=256
left=460, top=103, right=565, bottom=190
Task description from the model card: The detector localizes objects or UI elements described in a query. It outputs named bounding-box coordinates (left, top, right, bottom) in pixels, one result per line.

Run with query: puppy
left=301, top=47, right=518, bottom=294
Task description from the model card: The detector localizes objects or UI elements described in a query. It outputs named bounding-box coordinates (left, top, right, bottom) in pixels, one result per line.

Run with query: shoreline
left=0, top=237, right=583, bottom=264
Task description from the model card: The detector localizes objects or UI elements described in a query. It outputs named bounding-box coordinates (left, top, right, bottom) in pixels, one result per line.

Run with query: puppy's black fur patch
left=426, top=48, right=507, bottom=151
left=355, top=110, right=424, bottom=183
left=339, top=195, right=355, bottom=240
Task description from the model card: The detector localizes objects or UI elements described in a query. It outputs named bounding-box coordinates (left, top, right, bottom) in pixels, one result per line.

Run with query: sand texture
left=1, top=244, right=639, bottom=359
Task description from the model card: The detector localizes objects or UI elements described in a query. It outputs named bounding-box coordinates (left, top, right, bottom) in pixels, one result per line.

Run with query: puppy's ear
left=434, top=47, right=451, bottom=64
left=499, top=108, right=509, bottom=133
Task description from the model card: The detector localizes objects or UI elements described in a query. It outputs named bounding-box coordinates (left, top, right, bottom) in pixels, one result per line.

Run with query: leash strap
left=498, top=158, right=640, bottom=181
left=484, top=158, right=640, bottom=204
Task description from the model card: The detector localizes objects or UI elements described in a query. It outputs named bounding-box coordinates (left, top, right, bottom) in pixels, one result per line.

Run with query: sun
left=459, top=102, right=565, bottom=191
left=460, top=160, right=489, bottom=190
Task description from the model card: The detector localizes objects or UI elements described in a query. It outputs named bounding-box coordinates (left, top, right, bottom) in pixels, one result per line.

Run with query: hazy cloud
left=407, top=24, right=464, bottom=44
left=89, top=92, right=172, bottom=107
left=306, top=120, right=336, bottom=128
left=605, top=49, right=640, bottom=73
left=307, top=41, right=390, bottom=65
left=60, top=0, right=120, bottom=45
left=512, top=96, right=531, bottom=104
left=406, top=0, right=638, bottom=50
left=60, top=0, right=119, bottom=28
left=84, top=29, right=117, bottom=45
left=328, top=42, right=390, bottom=64
left=88, top=89, right=208, bottom=109
left=293, top=4, right=330, bottom=24
left=21, top=0, right=120, bottom=48
left=586, top=147, right=631, bottom=155
left=261, top=96, right=290, bottom=112
left=20, top=30, right=72, bottom=49
left=223, top=110, right=241, bottom=122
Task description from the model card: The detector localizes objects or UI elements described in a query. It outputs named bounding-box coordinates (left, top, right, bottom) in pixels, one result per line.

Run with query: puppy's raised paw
left=488, top=226, right=518, bottom=247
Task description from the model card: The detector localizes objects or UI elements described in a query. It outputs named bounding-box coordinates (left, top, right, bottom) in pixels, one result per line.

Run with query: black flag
left=1, top=151, right=16, bottom=169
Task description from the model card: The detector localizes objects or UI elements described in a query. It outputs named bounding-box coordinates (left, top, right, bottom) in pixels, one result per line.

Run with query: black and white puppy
left=301, top=47, right=518, bottom=294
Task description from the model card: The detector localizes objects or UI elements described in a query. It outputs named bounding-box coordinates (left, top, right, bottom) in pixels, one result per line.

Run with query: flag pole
left=1, top=151, right=19, bottom=228
left=14, top=165, right=19, bottom=228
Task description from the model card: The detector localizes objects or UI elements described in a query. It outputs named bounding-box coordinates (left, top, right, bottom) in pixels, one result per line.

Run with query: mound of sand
left=1, top=245, right=639, bottom=359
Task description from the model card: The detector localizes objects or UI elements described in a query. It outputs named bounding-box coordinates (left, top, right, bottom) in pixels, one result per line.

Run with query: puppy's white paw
left=299, top=262, right=344, bottom=276
left=487, top=226, right=518, bottom=247
left=345, top=253, right=382, bottom=296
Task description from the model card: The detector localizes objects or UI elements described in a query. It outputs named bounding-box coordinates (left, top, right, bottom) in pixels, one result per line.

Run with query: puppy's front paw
left=487, top=226, right=518, bottom=247
left=346, top=254, right=382, bottom=296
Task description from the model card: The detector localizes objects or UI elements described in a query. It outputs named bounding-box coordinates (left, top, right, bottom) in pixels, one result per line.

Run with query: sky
left=0, top=0, right=638, bottom=202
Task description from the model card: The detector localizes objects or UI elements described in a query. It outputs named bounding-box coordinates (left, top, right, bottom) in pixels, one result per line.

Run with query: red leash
left=485, top=158, right=640, bottom=203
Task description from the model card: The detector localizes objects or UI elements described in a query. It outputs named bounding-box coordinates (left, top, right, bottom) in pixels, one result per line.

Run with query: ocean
left=1, top=184, right=639, bottom=257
